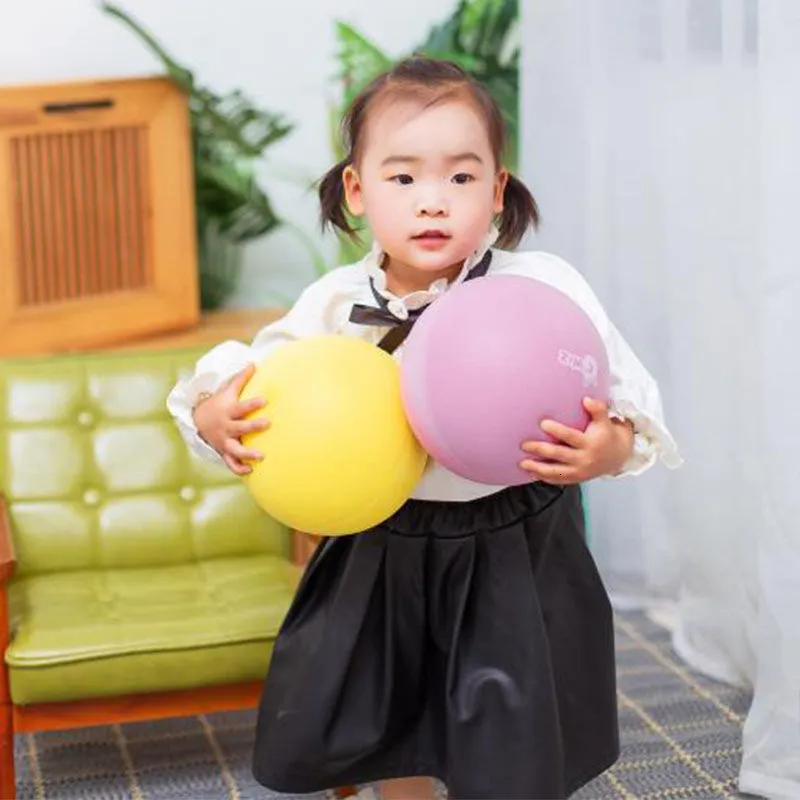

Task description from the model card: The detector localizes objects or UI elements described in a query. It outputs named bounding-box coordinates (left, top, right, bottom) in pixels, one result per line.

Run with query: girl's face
left=343, top=98, right=507, bottom=280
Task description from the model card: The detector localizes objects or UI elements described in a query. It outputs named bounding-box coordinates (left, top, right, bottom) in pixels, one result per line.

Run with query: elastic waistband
left=381, top=482, right=574, bottom=538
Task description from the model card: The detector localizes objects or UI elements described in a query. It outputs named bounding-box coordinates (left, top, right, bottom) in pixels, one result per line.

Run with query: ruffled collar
left=362, top=225, right=499, bottom=321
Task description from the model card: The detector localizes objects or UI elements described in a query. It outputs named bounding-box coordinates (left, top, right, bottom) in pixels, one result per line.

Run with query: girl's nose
left=415, top=186, right=448, bottom=217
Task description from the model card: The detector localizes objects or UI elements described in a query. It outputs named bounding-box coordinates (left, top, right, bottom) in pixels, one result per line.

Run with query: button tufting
left=179, top=485, right=197, bottom=503
left=82, top=488, right=101, bottom=506
left=77, top=410, right=95, bottom=428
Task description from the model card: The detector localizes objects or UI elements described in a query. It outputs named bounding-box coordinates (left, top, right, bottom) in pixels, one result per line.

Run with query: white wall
left=0, top=0, right=455, bottom=306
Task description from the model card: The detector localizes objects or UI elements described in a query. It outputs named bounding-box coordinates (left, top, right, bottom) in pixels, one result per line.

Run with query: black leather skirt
left=252, top=482, right=619, bottom=799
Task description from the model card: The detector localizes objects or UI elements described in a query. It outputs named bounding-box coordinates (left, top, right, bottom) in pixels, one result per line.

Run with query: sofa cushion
left=0, top=349, right=291, bottom=576
left=6, top=554, right=299, bottom=705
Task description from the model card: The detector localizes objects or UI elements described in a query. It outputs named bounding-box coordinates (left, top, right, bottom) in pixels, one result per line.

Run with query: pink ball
left=400, top=275, right=611, bottom=485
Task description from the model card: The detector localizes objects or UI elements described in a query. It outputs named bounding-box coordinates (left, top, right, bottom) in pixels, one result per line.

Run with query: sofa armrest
left=0, top=496, right=15, bottom=586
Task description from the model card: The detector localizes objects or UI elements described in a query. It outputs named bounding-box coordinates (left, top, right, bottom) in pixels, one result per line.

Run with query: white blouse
left=167, top=234, right=682, bottom=502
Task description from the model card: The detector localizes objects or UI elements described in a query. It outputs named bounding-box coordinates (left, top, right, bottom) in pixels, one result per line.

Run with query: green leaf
left=101, top=3, right=194, bottom=92
left=193, top=88, right=292, bottom=159
left=335, top=22, right=393, bottom=106
left=416, top=49, right=480, bottom=72
left=328, top=101, right=347, bottom=161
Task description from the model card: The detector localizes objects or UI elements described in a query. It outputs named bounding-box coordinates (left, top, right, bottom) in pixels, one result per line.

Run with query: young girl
left=168, top=57, right=681, bottom=800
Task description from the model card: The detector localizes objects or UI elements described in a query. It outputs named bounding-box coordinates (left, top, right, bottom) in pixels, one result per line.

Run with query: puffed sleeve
left=601, top=318, right=683, bottom=476
left=166, top=267, right=355, bottom=467
left=497, top=250, right=683, bottom=476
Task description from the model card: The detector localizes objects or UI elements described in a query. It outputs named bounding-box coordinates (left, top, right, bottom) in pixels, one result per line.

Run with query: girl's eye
left=390, top=174, right=414, bottom=185
left=452, top=172, right=475, bottom=185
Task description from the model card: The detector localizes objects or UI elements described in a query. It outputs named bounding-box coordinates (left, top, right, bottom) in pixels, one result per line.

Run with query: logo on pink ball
left=557, top=349, right=599, bottom=388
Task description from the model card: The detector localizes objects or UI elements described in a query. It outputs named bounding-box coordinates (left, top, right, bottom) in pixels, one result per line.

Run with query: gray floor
left=13, top=612, right=751, bottom=799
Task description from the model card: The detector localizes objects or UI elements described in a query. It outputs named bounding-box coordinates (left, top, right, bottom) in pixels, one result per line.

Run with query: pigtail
left=497, top=173, right=540, bottom=249
left=317, top=158, right=359, bottom=240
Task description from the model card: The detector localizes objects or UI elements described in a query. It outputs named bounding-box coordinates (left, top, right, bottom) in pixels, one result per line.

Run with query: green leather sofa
left=0, top=345, right=298, bottom=706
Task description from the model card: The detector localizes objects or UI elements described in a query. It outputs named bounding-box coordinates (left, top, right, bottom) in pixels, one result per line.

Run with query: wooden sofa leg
left=0, top=699, right=14, bottom=800
left=1, top=499, right=16, bottom=798
left=1, top=576, right=17, bottom=799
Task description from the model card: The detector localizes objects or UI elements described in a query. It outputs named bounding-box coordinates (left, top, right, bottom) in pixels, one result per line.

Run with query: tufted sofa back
left=0, top=348, right=289, bottom=577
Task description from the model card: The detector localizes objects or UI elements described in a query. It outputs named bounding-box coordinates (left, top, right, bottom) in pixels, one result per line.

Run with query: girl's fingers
left=520, top=440, right=580, bottom=464
left=232, top=397, right=266, bottom=419
left=222, top=453, right=252, bottom=476
left=539, top=419, right=585, bottom=448
left=519, top=459, right=581, bottom=485
left=583, top=396, right=610, bottom=422
left=226, top=363, right=257, bottom=393
left=224, top=438, right=263, bottom=463
left=230, top=418, right=270, bottom=437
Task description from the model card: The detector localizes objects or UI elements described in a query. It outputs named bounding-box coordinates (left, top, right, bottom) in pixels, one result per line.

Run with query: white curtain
left=520, top=1, right=800, bottom=796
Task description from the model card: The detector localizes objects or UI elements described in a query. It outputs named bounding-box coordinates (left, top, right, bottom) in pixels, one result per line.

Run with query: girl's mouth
left=412, top=230, right=451, bottom=248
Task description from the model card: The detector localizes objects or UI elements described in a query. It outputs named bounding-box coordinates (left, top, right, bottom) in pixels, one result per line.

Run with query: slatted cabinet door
left=0, top=76, right=199, bottom=355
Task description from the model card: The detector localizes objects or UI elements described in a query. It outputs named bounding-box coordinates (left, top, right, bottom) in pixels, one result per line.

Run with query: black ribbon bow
left=349, top=250, right=492, bottom=353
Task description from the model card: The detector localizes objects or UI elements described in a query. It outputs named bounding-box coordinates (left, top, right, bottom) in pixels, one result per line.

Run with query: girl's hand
left=519, top=397, right=634, bottom=485
left=192, top=364, right=269, bottom=476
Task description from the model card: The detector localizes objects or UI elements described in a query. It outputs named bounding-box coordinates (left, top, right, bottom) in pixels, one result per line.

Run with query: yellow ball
left=239, top=335, right=427, bottom=536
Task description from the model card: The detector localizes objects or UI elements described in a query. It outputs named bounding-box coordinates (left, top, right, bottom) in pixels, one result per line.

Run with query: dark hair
left=318, top=56, right=539, bottom=249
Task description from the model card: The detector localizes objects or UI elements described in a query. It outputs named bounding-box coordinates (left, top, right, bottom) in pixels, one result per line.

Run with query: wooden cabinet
left=0, top=76, right=198, bottom=355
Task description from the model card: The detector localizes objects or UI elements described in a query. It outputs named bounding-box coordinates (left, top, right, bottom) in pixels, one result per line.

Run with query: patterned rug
left=13, top=612, right=752, bottom=799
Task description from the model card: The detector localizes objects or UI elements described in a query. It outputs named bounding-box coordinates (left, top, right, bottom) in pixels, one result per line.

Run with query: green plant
left=331, top=0, right=519, bottom=263
left=417, top=0, right=519, bottom=169
left=102, top=3, right=293, bottom=310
